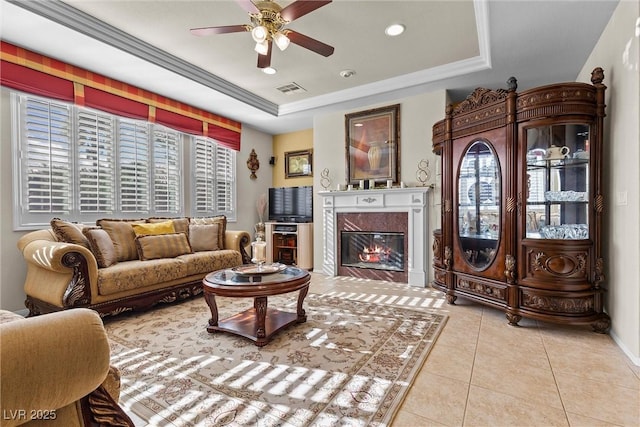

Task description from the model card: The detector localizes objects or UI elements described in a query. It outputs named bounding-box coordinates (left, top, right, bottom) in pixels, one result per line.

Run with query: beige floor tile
left=471, top=350, right=563, bottom=409
left=392, top=410, right=448, bottom=427
left=546, top=344, right=640, bottom=390
left=464, top=385, right=570, bottom=427
left=399, top=372, right=468, bottom=426
left=421, top=341, right=476, bottom=383
left=566, top=411, right=623, bottom=427
left=555, top=371, right=640, bottom=426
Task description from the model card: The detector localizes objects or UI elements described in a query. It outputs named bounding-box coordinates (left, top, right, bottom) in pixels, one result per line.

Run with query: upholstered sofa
left=0, top=308, right=133, bottom=426
left=18, top=216, right=251, bottom=317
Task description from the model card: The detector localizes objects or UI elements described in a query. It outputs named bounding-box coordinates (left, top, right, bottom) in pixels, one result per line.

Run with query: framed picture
left=345, top=104, right=400, bottom=185
left=285, top=149, right=313, bottom=178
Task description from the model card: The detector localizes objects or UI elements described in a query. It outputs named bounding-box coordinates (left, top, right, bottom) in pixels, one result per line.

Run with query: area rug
left=105, top=293, right=448, bottom=427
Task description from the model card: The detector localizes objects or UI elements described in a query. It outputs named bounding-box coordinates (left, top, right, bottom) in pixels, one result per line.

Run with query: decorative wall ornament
left=320, top=168, right=332, bottom=190
left=246, top=148, right=260, bottom=179
left=415, top=159, right=431, bottom=186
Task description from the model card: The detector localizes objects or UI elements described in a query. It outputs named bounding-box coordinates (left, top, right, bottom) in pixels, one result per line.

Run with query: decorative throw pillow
left=190, top=216, right=226, bottom=249
left=50, top=218, right=90, bottom=249
left=132, top=220, right=175, bottom=236
left=188, top=223, right=220, bottom=252
left=135, top=233, right=193, bottom=261
left=82, top=228, right=117, bottom=268
left=148, top=217, right=190, bottom=236
left=96, top=219, right=145, bottom=262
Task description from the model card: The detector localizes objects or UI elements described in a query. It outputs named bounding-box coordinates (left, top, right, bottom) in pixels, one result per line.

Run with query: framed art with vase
left=345, top=104, right=400, bottom=185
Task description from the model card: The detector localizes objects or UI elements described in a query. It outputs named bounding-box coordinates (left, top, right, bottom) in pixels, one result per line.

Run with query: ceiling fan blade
left=286, top=30, right=334, bottom=57
left=190, top=25, right=248, bottom=36
left=257, top=40, right=272, bottom=68
left=235, top=0, right=259, bottom=13
left=280, top=0, right=332, bottom=22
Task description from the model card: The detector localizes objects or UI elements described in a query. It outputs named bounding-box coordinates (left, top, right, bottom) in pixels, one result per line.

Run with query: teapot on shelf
left=545, top=145, right=571, bottom=160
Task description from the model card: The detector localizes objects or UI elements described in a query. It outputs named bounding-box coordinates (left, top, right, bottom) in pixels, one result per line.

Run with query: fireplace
left=337, top=212, right=408, bottom=282
left=341, top=231, right=405, bottom=272
left=320, top=187, right=430, bottom=286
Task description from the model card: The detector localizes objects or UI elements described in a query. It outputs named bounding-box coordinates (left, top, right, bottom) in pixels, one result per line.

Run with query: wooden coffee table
left=202, top=264, right=310, bottom=346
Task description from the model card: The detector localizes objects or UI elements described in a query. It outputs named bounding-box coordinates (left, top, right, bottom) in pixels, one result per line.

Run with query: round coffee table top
left=203, top=264, right=310, bottom=297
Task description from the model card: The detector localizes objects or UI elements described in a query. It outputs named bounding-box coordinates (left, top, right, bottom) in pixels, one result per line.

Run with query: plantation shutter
left=20, top=97, right=73, bottom=217
left=153, top=127, right=182, bottom=214
left=119, top=119, right=150, bottom=213
left=216, top=145, right=235, bottom=216
left=76, top=109, right=115, bottom=213
left=193, top=137, right=216, bottom=214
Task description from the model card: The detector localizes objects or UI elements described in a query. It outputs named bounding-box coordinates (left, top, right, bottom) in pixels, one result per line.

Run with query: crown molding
left=7, top=0, right=279, bottom=116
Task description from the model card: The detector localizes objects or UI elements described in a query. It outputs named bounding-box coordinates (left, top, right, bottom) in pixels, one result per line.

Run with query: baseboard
left=610, top=329, right=640, bottom=367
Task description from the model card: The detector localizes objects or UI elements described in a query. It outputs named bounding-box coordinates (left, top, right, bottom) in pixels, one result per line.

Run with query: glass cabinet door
left=458, top=141, right=501, bottom=269
left=525, top=124, right=590, bottom=239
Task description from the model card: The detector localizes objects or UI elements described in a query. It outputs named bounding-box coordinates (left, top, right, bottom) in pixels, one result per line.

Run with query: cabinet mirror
left=457, top=140, right=501, bottom=269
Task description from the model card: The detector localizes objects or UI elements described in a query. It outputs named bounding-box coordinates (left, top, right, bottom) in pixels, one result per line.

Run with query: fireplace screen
left=340, top=231, right=405, bottom=272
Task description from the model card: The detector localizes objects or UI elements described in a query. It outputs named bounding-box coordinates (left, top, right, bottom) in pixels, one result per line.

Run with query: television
left=268, top=186, right=313, bottom=223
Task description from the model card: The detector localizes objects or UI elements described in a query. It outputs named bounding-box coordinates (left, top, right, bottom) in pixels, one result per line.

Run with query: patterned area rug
left=105, top=293, right=447, bottom=426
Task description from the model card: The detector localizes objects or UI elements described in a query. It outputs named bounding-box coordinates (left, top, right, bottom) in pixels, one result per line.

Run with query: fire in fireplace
left=340, top=231, right=405, bottom=272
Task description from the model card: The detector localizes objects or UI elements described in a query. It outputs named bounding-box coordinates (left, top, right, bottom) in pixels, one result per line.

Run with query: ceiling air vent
left=277, top=82, right=307, bottom=95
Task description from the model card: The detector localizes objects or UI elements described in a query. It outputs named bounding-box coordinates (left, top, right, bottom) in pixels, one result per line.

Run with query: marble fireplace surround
left=320, top=188, right=430, bottom=286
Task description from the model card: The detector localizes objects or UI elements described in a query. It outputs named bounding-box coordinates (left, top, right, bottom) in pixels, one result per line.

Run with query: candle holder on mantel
left=416, top=159, right=431, bottom=186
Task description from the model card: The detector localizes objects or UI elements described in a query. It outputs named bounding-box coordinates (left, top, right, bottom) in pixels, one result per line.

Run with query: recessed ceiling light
left=385, top=23, right=405, bottom=37
left=340, top=69, right=356, bottom=78
left=262, top=67, right=277, bottom=75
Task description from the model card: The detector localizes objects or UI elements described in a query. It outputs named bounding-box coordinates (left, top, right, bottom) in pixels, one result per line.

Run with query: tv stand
left=265, top=222, right=313, bottom=270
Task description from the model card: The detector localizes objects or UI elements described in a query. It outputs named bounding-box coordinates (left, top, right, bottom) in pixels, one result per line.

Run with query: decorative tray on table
left=231, top=263, right=287, bottom=276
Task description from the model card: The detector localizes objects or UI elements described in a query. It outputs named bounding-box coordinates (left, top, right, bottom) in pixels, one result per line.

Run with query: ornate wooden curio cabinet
left=432, top=68, right=610, bottom=332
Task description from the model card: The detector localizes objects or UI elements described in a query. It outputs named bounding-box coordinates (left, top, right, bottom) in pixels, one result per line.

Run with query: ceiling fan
left=190, top=0, right=335, bottom=69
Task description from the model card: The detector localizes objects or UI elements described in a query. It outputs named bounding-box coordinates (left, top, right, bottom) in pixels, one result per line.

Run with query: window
left=192, top=137, right=236, bottom=219
left=13, top=93, right=236, bottom=229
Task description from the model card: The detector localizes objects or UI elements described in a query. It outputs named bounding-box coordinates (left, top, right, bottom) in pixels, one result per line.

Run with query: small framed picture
left=285, top=149, right=313, bottom=178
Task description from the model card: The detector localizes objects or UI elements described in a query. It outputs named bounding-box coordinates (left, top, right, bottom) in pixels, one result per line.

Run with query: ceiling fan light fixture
left=385, top=23, right=405, bottom=37
left=273, top=31, right=290, bottom=51
left=251, top=25, right=268, bottom=43
left=254, top=40, right=269, bottom=55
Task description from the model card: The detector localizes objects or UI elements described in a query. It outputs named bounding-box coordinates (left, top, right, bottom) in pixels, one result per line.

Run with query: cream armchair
left=0, top=308, right=133, bottom=426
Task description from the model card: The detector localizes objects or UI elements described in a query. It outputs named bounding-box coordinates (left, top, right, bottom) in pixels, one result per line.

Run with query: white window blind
left=216, top=144, right=235, bottom=216
left=13, top=93, right=234, bottom=229
left=153, top=128, right=182, bottom=214
left=19, top=98, right=73, bottom=218
left=192, top=137, right=236, bottom=219
left=76, top=109, right=115, bottom=213
left=119, top=119, right=150, bottom=213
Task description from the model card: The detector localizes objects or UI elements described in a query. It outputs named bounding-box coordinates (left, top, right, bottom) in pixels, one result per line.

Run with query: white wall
left=312, top=90, right=447, bottom=282
left=0, top=86, right=273, bottom=312
left=578, top=0, right=640, bottom=364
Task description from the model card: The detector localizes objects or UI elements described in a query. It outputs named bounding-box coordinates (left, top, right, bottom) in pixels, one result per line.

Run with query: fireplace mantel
left=319, top=187, right=430, bottom=286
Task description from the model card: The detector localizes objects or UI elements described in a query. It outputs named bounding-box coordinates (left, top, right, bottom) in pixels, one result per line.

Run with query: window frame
left=11, top=91, right=236, bottom=230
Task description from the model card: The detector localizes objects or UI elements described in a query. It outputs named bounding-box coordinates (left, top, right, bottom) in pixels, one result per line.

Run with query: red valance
left=0, top=41, right=241, bottom=150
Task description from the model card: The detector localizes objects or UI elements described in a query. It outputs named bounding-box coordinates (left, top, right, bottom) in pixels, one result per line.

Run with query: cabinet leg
left=506, top=312, right=522, bottom=326
left=446, top=294, right=457, bottom=305
left=591, top=316, right=611, bottom=334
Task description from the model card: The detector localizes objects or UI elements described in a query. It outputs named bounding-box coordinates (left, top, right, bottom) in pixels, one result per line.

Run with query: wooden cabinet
left=265, top=222, right=313, bottom=270
left=432, top=68, right=610, bottom=332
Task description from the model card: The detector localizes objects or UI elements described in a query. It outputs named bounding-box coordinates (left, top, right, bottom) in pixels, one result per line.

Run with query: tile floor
left=127, top=272, right=639, bottom=426
left=310, top=273, right=640, bottom=427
